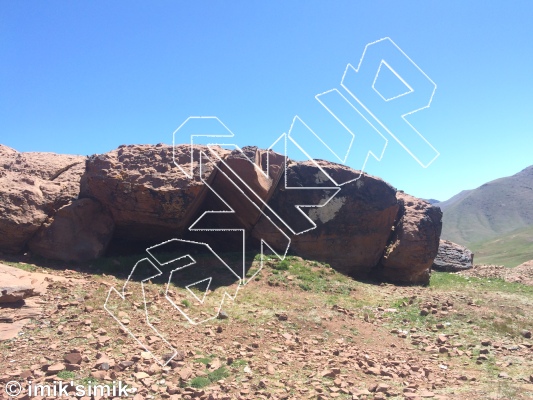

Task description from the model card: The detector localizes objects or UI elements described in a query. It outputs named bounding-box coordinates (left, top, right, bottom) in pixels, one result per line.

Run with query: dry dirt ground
left=0, top=255, right=532, bottom=400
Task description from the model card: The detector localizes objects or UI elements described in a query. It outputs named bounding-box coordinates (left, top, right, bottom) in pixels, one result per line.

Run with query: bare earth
left=1, top=257, right=532, bottom=400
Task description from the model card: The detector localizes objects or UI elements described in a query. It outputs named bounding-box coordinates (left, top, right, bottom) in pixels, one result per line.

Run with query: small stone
left=481, top=339, right=492, bottom=346
left=119, top=360, right=134, bottom=370
left=498, top=372, right=509, bottom=379
left=46, top=363, right=65, bottom=374
left=134, top=371, right=150, bottom=380
left=420, top=309, right=429, bottom=316
left=217, top=310, right=229, bottom=320
left=91, top=371, right=107, bottom=380
left=521, top=329, right=531, bottom=339
left=375, top=383, right=390, bottom=393
left=276, top=312, right=288, bottom=321
left=64, top=352, right=82, bottom=365
left=178, top=367, right=193, bottom=380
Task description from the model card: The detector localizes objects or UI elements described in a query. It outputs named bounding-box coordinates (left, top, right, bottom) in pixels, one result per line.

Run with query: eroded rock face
left=432, top=240, right=474, bottom=272
left=378, top=192, right=443, bottom=284
left=0, top=145, right=85, bottom=253
left=252, top=160, right=399, bottom=278
left=186, top=146, right=286, bottom=252
left=28, top=198, right=115, bottom=262
left=0, top=143, right=443, bottom=284
left=79, top=144, right=229, bottom=244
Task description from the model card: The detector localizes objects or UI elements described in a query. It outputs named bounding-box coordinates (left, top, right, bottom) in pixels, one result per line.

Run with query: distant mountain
left=436, top=165, right=533, bottom=245
left=424, top=198, right=441, bottom=205
left=434, top=190, right=472, bottom=211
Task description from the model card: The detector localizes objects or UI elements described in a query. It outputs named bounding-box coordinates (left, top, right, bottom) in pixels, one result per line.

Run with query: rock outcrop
left=0, top=145, right=85, bottom=253
left=432, top=239, right=474, bottom=272
left=252, top=161, right=399, bottom=278
left=79, top=144, right=228, bottom=244
left=0, top=143, right=444, bottom=284
left=378, top=192, right=443, bottom=284
left=28, top=198, right=115, bottom=262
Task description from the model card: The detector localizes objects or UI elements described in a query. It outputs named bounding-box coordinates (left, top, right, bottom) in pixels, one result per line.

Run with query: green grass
left=187, top=367, right=229, bottom=388
left=189, top=376, right=211, bottom=388
left=431, top=271, right=533, bottom=295
left=267, top=256, right=354, bottom=295
left=230, top=359, right=248, bottom=367
left=468, top=225, right=533, bottom=267
left=57, top=370, right=76, bottom=380
left=272, top=259, right=290, bottom=270
left=1, top=260, right=39, bottom=272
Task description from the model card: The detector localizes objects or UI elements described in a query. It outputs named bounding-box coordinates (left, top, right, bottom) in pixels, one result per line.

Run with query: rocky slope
left=0, top=144, right=443, bottom=284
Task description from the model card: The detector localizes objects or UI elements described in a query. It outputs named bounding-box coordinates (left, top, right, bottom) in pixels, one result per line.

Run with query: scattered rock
left=0, top=285, right=36, bottom=304
left=63, top=352, right=82, bottom=365
left=432, top=239, right=474, bottom=272
left=46, top=363, right=65, bottom=375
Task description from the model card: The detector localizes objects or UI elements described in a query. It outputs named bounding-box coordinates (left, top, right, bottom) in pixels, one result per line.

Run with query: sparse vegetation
left=1, top=254, right=532, bottom=399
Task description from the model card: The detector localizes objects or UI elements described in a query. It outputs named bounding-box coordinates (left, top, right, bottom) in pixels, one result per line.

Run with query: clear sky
left=1, top=1, right=532, bottom=201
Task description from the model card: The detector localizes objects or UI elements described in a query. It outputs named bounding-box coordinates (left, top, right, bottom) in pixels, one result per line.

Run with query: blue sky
left=1, top=1, right=532, bottom=201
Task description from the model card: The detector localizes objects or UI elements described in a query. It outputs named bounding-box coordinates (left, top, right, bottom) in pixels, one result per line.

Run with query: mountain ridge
left=437, top=165, right=533, bottom=245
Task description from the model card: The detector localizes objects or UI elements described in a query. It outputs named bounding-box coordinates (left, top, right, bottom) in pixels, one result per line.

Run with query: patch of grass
left=57, top=370, right=76, bottom=380
left=431, top=271, right=533, bottom=296
left=267, top=274, right=287, bottom=287
left=188, top=366, right=229, bottom=389
left=181, top=299, right=191, bottom=308
left=273, top=259, right=290, bottom=270
left=77, top=376, right=105, bottom=387
left=2, top=261, right=39, bottom=272
left=196, top=356, right=212, bottom=365
left=208, top=366, right=229, bottom=381
left=189, top=376, right=211, bottom=388
left=230, top=359, right=248, bottom=367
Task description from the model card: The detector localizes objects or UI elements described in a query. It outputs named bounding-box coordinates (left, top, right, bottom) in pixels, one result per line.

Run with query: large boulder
left=0, top=145, right=85, bottom=253
left=79, top=144, right=229, bottom=244
left=252, top=160, right=400, bottom=278
left=431, top=239, right=474, bottom=272
left=28, top=198, right=115, bottom=262
left=377, top=192, right=443, bottom=284
left=186, top=146, right=286, bottom=252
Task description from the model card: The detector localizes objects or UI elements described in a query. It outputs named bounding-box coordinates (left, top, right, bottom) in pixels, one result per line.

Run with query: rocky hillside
left=436, top=165, right=533, bottom=245
left=0, top=143, right=443, bottom=284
